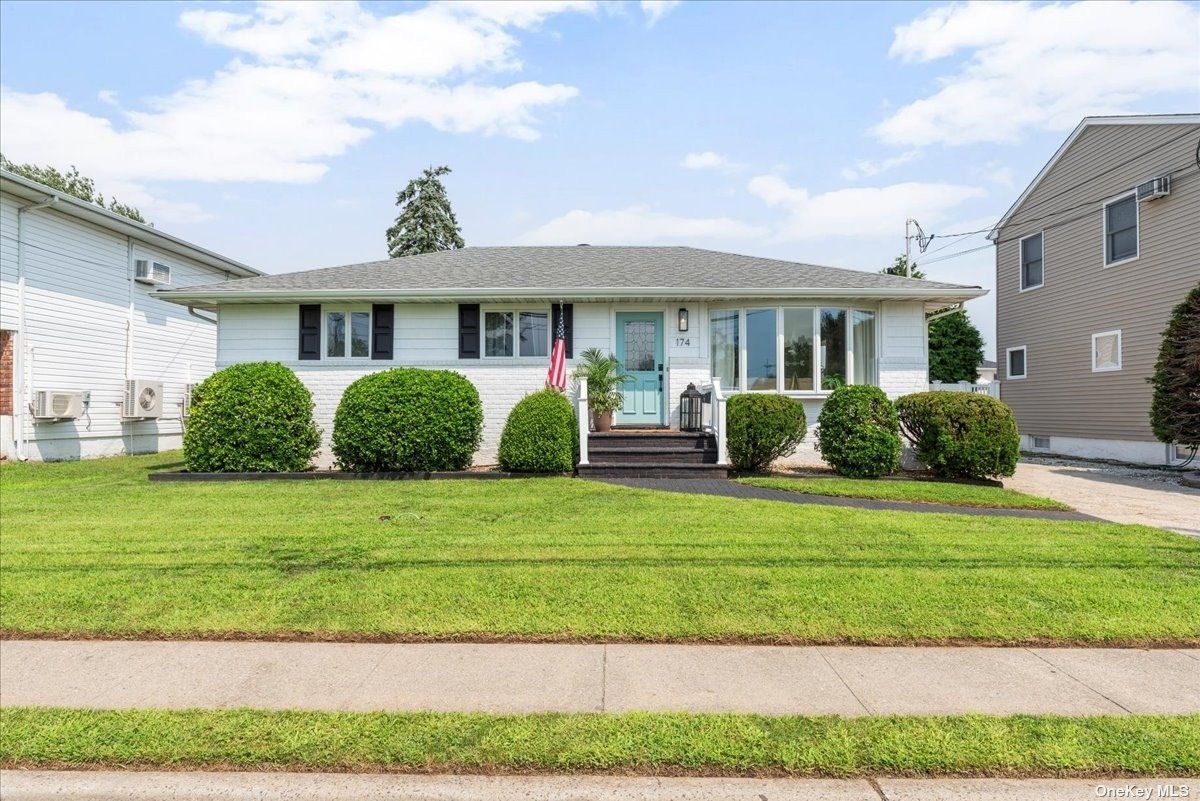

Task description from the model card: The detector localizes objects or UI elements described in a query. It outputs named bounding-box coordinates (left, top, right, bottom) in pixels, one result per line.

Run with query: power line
left=917, top=165, right=1200, bottom=266
left=920, top=131, right=1199, bottom=242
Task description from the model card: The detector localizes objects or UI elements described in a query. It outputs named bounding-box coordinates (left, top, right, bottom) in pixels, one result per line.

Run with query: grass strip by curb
left=3, top=708, right=1198, bottom=778
left=737, top=476, right=1072, bottom=511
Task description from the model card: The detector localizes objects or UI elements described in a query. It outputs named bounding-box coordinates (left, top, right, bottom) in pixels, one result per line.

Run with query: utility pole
left=904, top=218, right=913, bottom=277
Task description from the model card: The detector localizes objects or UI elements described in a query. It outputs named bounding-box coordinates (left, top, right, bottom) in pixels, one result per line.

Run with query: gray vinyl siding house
left=990, top=114, right=1200, bottom=465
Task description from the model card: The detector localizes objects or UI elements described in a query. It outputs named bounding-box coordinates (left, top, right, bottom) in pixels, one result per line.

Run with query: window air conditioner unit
left=134, top=259, right=171, bottom=285
left=1136, top=176, right=1170, bottom=202
left=124, top=379, right=164, bottom=419
left=32, top=390, right=84, bottom=420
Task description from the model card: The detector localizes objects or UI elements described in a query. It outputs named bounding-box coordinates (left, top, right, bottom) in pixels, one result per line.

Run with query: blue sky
left=3, top=0, right=1199, bottom=357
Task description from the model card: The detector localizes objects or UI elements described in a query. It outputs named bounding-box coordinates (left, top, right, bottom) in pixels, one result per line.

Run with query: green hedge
left=183, top=362, right=320, bottom=472
left=332, top=369, right=482, bottom=472
left=815, top=386, right=901, bottom=478
left=727, top=394, right=807, bottom=472
left=498, top=389, right=577, bottom=473
left=896, top=392, right=1020, bottom=480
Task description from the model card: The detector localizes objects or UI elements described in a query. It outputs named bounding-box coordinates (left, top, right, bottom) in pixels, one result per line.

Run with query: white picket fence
left=929, top=380, right=1001, bottom=399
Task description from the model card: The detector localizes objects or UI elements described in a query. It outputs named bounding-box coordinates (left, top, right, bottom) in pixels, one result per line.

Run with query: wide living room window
left=710, top=306, right=877, bottom=393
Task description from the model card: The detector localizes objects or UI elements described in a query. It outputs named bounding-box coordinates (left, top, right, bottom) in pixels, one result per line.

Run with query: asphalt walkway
left=4, top=771, right=1196, bottom=801
left=598, top=477, right=1098, bottom=521
left=3, top=640, right=1197, bottom=716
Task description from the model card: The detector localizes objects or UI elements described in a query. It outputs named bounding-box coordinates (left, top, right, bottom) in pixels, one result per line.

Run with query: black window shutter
left=298, top=304, right=321, bottom=360
left=371, top=304, right=394, bottom=360
left=552, top=303, right=574, bottom=359
left=458, top=304, right=480, bottom=359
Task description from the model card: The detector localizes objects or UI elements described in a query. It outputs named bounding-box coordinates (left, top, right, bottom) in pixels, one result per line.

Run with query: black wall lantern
left=677, top=307, right=689, bottom=332
left=680, top=382, right=703, bottom=431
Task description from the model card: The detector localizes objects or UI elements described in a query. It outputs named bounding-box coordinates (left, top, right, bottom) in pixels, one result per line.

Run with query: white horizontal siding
left=1, top=189, right=235, bottom=460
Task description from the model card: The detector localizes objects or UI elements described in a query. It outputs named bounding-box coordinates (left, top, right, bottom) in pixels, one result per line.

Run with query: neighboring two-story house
left=991, top=114, right=1200, bottom=465
left=0, top=170, right=260, bottom=461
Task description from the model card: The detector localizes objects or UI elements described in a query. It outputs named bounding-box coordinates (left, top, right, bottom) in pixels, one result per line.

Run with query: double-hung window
left=1104, top=193, right=1138, bottom=265
left=326, top=310, right=370, bottom=358
left=484, top=310, right=549, bottom=358
left=1020, top=232, right=1043, bottom=290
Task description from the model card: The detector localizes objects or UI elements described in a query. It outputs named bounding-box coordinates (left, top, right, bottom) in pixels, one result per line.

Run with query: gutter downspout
left=13, top=195, right=58, bottom=460
left=187, top=306, right=217, bottom=325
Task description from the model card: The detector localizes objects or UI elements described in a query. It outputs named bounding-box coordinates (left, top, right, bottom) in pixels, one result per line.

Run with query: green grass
left=737, top=476, right=1072, bottom=511
left=2, top=453, right=1198, bottom=644
left=3, top=708, right=1197, bottom=777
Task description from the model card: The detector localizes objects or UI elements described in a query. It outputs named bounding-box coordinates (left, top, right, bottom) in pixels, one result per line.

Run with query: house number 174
left=675, top=337, right=692, bottom=347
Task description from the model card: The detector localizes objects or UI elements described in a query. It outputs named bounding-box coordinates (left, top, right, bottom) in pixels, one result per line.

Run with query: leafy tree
left=1148, top=284, right=1200, bottom=450
left=881, top=255, right=925, bottom=279
left=928, top=310, right=983, bottom=383
left=0, top=154, right=147, bottom=223
left=385, top=165, right=464, bottom=258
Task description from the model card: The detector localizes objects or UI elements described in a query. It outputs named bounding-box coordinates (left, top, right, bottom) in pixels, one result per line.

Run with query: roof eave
left=0, top=171, right=263, bottom=278
left=157, top=285, right=988, bottom=309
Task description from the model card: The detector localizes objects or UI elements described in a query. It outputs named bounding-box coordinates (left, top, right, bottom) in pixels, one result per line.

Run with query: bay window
left=710, top=309, right=739, bottom=389
left=709, top=305, right=878, bottom=392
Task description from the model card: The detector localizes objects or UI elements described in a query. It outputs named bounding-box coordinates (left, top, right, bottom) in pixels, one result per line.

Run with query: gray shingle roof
left=159, top=246, right=983, bottom=301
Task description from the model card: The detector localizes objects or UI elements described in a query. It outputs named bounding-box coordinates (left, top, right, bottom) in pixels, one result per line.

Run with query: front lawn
left=737, top=476, right=1072, bottom=511
left=2, top=453, right=1198, bottom=644
left=4, top=708, right=1198, bottom=777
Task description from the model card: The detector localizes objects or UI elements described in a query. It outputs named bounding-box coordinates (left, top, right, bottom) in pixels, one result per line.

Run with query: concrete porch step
left=577, top=462, right=729, bottom=479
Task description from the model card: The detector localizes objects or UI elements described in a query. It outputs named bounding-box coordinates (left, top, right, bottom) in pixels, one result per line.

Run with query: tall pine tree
left=1148, top=284, right=1200, bottom=451
left=385, top=165, right=465, bottom=258
left=928, top=310, right=984, bottom=383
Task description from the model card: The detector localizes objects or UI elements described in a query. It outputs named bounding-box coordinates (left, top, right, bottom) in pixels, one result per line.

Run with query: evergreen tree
left=0, top=154, right=147, bottom=223
left=385, top=165, right=464, bottom=258
left=928, top=310, right=984, bottom=383
left=881, top=255, right=925, bottom=279
left=1148, top=284, right=1200, bottom=450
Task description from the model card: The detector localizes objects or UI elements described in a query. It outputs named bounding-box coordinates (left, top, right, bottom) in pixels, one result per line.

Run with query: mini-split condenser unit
left=33, top=390, right=84, bottom=420
left=123, top=379, right=163, bottom=419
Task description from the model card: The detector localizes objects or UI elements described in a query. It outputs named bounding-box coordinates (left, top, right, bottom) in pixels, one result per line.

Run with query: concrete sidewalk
left=3, top=771, right=1196, bottom=801
left=3, top=640, right=1198, bottom=716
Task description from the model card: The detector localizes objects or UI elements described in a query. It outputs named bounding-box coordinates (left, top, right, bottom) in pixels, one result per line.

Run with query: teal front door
left=614, top=312, right=664, bottom=426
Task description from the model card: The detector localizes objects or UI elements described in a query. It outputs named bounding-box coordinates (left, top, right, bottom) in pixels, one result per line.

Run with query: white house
left=158, top=246, right=986, bottom=472
left=0, top=170, right=261, bottom=461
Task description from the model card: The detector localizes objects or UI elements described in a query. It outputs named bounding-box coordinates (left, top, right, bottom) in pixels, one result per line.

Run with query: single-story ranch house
left=157, top=246, right=986, bottom=467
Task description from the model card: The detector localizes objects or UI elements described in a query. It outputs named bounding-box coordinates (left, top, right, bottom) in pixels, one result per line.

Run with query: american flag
left=546, top=304, right=567, bottom=391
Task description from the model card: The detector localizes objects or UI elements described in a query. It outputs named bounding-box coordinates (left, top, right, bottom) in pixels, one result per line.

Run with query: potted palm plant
left=571, top=347, right=630, bottom=432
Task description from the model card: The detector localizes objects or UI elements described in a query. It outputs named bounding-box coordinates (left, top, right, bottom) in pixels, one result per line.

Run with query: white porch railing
left=699, top=378, right=729, bottom=466
left=930, top=380, right=1001, bottom=399
left=575, top=377, right=589, bottom=466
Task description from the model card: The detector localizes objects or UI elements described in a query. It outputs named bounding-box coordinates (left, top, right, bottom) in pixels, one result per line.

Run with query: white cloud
left=0, top=1, right=583, bottom=215
left=840, top=150, right=920, bottom=181
left=985, top=166, right=1014, bottom=190
left=747, top=175, right=987, bottom=241
left=682, top=151, right=731, bottom=170
left=641, top=0, right=681, bottom=25
left=876, top=0, right=1200, bottom=146
left=516, top=205, right=768, bottom=244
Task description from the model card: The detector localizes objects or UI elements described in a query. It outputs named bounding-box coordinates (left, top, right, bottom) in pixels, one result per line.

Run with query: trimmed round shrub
left=726, top=394, right=807, bottom=472
left=896, top=391, right=1020, bottom=480
left=815, top=385, right=901, bottom=478
left=183, top=362, right=320, bottom=472
left=332, top=368, right=482, bottom=472
left=498, top=389, right=578, bottom=473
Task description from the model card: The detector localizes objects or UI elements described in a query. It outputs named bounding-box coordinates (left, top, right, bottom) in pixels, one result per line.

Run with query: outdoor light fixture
left=678, top=307, right=689, bottom=332
left=679, top=383, right=704, bottom=432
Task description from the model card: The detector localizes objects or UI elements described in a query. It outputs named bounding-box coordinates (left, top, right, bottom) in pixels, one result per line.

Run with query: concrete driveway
left=1005, top=459, right=1200, bottom=536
